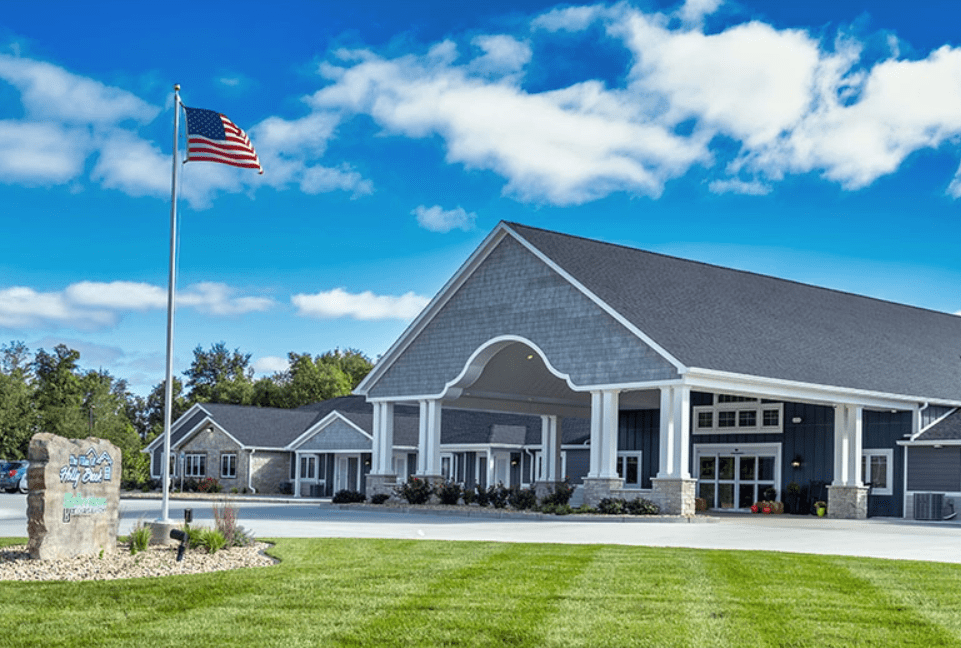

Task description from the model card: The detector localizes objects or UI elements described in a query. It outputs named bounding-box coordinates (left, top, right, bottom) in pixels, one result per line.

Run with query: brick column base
left=650, top=477, right=697, bottom=516
left=534, top=481, right=565, bottom=500
left=827, top=485, right=868, bottom=519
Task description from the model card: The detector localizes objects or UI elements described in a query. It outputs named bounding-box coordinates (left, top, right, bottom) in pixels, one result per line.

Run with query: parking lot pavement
left=1, top=493, right=959, bottom=563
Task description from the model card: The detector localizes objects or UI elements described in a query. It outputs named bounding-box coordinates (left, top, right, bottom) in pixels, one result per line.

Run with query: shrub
left=332, top=489, right=367, bottom=504
left=436, top=482, right=462, bottom=505
left=573, top=504, right=595, bottom=514
left=474, top=484, right=491, bottom=507
left=625, top=498, right=660, bottom=515
left=199, top=477, right=222, bottom=493
left=461, top=487, right=477, bottom=505
left=278, top=481, right=294, bottom=495
left=540, top=482, right=575, bottom=507
left=541, top=503, right=573, bottom=515
left=508, top=486, right=537, bottom=510
left=128, top=520, right=152, bottom=555
left=597, top=498, right=626, bottom=515
left=397, top=477, right=433, bottom=505
left=181, top=477, right=199, bottom=493
left=370, top=493, right=390, bottom=505
left=197, top=527, right=227, bottom=554
left=488, top=483, right=510, bottom=509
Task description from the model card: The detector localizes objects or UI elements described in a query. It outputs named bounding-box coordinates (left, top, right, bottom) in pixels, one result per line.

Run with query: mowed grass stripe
left=335, top=541, right=601, bottom=647
left=702, top=550, right=961, bottom=648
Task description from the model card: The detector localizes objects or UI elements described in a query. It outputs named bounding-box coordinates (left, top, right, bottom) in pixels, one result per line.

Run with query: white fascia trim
left=913, top=407, right=959, bottom=441
left=355, top=226, right=513, bottom=396
left=364, top=378, right=686, bottom=404
left=502, top=224, right=686, bottom=374
left=898, top=439, right=961, bottom=446
left=175, top=418, right=246, bottom=453
left=143, top=403, right=211, bottom=452
left=286, top=411, right=372, bottom=450
left=683, top=368, right=955, bottom=410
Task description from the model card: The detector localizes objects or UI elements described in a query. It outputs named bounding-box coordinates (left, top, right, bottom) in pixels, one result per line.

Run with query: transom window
left=694, top=395, right=783, bottom=434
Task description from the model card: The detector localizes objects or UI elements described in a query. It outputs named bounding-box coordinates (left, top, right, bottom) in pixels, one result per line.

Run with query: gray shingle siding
left=510, top=223, right=961, bottom=401
left=369, top=235, right=678, bottom=399
left=299, top=419, right=372, bottom=451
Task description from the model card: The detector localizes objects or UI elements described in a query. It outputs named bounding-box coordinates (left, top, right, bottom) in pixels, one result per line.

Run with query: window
left=184, top=453, right=206, bottom=478
left=694, top=395, right=783, bottom=434
left=617, top=452, right=642, bottom=488
left=221, top=453, right=237, bottom=479
left=862, top=449, right=893, bottom=496
left=300, top=455, right=316, bottom=480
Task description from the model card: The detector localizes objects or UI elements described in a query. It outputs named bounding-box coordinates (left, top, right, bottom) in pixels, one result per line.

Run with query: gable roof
left=360, top=221, right=961, bottom=403
left=507, top=222, right=961, bottom=402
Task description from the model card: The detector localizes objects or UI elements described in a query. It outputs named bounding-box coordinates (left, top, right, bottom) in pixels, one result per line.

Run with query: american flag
left=183, top=106, right=263, bottom=174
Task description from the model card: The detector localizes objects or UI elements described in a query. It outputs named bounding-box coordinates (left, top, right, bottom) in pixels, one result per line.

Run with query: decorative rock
left=26, top=433, right=122, bottom=560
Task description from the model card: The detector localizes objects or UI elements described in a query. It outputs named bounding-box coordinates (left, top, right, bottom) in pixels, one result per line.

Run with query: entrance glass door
left=698, top=453, right=776, bottom=510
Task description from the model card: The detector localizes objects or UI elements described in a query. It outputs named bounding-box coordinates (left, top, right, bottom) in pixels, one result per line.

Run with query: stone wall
left=827, top=485, right=868, bottom=519
left=27, top=433, right=122, bottom=560
left=250, top=452, right=290, bottom=494
left=650, top=477, right=696, bottom=516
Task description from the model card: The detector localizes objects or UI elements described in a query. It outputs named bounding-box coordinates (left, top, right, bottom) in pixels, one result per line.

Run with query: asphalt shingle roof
left=508, top=222, right=961, bottom=402
left=916, top=409, right=961, bottom=441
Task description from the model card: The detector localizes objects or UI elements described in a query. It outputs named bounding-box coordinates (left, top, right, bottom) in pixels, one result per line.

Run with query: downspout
left=525, top=448, right=538, bottom=487
left=247, top=448, right=257, bottom=494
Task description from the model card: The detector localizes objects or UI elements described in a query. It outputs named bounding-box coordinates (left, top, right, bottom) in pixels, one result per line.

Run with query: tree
left=142, top=377, right=187, bottom=443
left=320, top=348, right=374, bottom=389
left=0, top=341, right=36, bottom=458
left=33, top=344, right=84, bottom=438
left=278, top=352, right=352, bottom=408
left=183, top=342, right=254, bottom=405
left=80, top=370, right=147, bottom=484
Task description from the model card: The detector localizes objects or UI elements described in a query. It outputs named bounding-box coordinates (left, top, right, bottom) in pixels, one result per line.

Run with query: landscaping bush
left=199, top=477, right=222, bottom=493
left=473, top=484, right=491, bottom=507
left=540, top=482, right=575, bottom=507
left=332, top=489, right=367, bottom=504
left=625, top=498, right=660, bottom=515
left=437, top=481, right=462, bottom=505
left=597, top=498, right=626, bottom=515
left=196, top=527, right=227, bottom=554
left=181, top=477, right=199, bottom=493
left=488, top=483, right=510, bottom=509
left=370, top=493, right=390, bottom=505
left=278, top=481, right=294, bottom=495
left=397, top=477, right=433, bottom=505
left=508, top=486, right=537, bottom=510
left=461, top=486, right=477, bottom=505
left=541, top=503, right=573, bottom=515
left=128, top=521, right=152, bottom=555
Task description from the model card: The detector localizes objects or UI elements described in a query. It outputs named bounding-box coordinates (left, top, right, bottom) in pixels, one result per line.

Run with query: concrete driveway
left=1, top=493, right=959, bottom=563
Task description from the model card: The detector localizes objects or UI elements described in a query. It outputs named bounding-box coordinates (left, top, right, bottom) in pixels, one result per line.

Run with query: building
left=356, top=222, right=961, bottom=518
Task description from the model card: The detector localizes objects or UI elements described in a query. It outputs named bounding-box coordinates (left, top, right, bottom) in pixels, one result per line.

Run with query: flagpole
left=159, top=84, right=182, bottom=524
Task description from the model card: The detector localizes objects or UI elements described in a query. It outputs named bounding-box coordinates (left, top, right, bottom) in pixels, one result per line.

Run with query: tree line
left=0, top=340, right=373, bottom=485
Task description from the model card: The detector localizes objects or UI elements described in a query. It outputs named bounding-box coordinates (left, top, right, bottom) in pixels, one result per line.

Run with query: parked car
left=0, top=461, right=28, bottom=493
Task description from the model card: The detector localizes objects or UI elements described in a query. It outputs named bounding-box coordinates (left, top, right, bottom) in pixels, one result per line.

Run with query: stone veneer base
left=650, top=477, right=697, bottom=516
left=582, top=477, right=625, bottom=506
left=365, top=474, right=398, bottom=498
left=827, top=484, right=868, bottom=519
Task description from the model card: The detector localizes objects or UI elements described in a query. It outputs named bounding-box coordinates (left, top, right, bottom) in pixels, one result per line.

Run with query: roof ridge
left=505, top=221, right=961, bottom=322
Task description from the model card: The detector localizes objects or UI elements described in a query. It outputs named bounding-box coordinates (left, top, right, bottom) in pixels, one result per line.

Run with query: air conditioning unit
left=914, top=493, right=944, bottom=521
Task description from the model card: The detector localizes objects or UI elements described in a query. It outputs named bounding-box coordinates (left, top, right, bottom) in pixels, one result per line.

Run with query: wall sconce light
left=791, top=417, right=803, bottom=424
left=791, top=455, right=803, bottom=469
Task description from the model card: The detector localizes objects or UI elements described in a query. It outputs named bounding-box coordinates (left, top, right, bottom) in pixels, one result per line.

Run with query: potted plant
left=814, top=501, right=827, bottom=517
left=762, top=502, right=773, bottom=514
left=786, top=481, right=801, bottom=514
left=750, top=502, right=760, bottom=513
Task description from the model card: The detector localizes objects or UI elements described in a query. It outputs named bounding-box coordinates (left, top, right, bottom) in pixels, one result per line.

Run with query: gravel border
left=0, top=541, right=278, bottom=582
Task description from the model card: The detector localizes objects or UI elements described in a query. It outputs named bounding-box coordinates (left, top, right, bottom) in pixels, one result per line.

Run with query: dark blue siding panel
left=907, top=446, right=961, bottom=491
left=863, top=410, right=910, bottom=517
left=565, top=449, right=589, bottom=484
left=619, top=409, right=659, bottom=489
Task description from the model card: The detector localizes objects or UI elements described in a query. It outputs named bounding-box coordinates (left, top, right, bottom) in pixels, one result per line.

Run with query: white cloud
left=469, top=35, right=532, bottom=76
left=253, top=355, right=290, bottom=374
left=708, top=178, right=771, bottom=195
left=413, top=204, right=476, bottom=232
left=0, top=281, right=274, bottom=331
left=677, top=0, right=723, bottom=28
left=292, top=288, right=429, bottom=321
left=0, top=120, right=90, bottom=185
left=0, top=54, right=158, bottom=125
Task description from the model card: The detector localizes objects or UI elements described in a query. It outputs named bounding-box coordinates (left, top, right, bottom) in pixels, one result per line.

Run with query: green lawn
left=2, top=537, right=961, bottom=647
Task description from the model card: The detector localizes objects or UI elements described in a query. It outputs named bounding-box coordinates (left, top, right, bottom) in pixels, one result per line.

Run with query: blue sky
left=2, top=0, right=961, bottom=395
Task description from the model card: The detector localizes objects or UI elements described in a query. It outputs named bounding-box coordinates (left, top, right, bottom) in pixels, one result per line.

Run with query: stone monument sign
left=27, top=433, right=122, bottom=560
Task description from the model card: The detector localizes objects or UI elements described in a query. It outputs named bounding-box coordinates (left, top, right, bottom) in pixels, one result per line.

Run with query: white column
left=671, top=386, right=691, bottom=479
left=293, top=451, right=301, bottom=498
left=371, top=402, right=394, bottom=475
left=599, top=390, right=620, bottom=479
left=657, top=385, right=691, bottom=479
left=588, top=392, right=602, bottom=478
left=417, top=399, right=442, bottom=476
left=541, top=415, right=560, bottom=482
left=833, top=404, right=863, bottom=487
